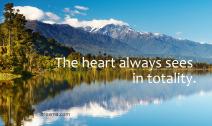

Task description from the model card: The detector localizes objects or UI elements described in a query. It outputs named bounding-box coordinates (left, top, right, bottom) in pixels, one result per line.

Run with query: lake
left=0, top=70, right=212, bottom=126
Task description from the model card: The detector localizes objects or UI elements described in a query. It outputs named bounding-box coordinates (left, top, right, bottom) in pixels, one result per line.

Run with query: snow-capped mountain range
left=81, top=24, right=176, bottom=41
left=26, top=21, right=212, bottom=62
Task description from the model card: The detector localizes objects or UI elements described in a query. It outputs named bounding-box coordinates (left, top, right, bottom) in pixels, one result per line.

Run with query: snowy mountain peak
left=79, top=23, right=129, bottom=33
left=81, top=23, right=175, bottom=43
left=80, top=23, right=172, bottom=39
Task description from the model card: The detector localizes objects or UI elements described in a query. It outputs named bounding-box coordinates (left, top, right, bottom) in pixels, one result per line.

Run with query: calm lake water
left=0, top=70, right=212, bottom=126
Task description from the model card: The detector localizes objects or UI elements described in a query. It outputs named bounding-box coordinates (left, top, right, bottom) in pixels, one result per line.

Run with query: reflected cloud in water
left=25, top=74, right=212, bottom=125
left=1, top=71, right=212, bottom=126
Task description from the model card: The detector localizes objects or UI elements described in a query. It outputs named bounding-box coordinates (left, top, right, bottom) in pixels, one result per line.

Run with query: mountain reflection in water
left=0, top=69, right=212, bottom=126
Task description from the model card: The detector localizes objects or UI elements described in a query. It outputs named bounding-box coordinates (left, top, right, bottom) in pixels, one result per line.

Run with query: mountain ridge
left=26, top=20, right=138, bottom=56
left=86, top=24, right=212, bottom=58
left=25, top=21, right=212, bottom=62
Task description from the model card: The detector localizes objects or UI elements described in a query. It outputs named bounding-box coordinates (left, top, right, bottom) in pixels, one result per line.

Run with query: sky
left=0, top=0, right=212, bottom=44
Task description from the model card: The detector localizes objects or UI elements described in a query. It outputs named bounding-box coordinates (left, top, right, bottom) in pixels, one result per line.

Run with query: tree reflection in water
left=0, top=69, right=211, bottom=126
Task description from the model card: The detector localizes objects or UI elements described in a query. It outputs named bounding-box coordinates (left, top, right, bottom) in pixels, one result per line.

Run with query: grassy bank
left=0, top=73, right=22, bottom=81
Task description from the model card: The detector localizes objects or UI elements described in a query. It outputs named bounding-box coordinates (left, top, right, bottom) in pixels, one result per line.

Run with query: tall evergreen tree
left=1, top=3, right=34, bottom=72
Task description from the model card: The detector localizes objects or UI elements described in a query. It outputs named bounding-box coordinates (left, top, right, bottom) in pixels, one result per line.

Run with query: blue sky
left=0, top=0, right=212, bottom=44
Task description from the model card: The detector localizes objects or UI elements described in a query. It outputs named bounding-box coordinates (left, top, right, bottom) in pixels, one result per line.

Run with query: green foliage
left=0, top=3, right=33, bottom=73
left=0, top=3, right=74, bottom=74
left=32, top=32, right=74, bottom=57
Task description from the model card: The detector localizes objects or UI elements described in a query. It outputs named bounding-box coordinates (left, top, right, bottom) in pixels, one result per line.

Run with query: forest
left=0, top=3, right=211, bottom=79
left=0, top=3, right=74, bottom=75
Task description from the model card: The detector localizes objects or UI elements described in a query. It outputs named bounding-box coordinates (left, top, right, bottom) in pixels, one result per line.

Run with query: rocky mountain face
left=26, top=21, right=212, bottom=62
left=87, top=24, right=212, bottom=59
left=26, top=21, right=138, bottom=56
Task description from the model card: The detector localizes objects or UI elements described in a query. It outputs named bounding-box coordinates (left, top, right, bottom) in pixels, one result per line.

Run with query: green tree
left=1, top=3, right=34, bottom=73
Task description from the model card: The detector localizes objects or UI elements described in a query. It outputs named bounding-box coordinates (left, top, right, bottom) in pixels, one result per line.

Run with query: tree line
left=0, top=3, right=74, bottom=74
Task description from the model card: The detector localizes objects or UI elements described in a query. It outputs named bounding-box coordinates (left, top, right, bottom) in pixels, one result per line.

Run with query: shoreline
left=0, top=68, right=211, bottom=81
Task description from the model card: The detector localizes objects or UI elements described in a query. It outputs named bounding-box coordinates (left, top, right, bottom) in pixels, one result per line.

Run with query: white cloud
left=74, top=5, right=89, bottom=11
left=45, top=12, right=60, bottom=21
left=63, top=8, right=86, bottom=16
left=13, top=6, right=127, bottom=28
left=14, top=6, right=60, bottom=24
left=63, top=15, right=128, bottom=29
left=70, top=10, right=86, bottom=16
left=14, top=6, right=45, bottom=20
left=64, top=7, right=71, bottom=13
left=63, top=5, right=89, bottom=16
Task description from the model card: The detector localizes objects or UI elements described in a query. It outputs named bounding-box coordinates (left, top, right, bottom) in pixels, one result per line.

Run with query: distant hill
left=26, top=21, right=138, bottom=56
left=31, top=31, right=75, bottom=57
left=26, top=21, right=212, bottom=62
